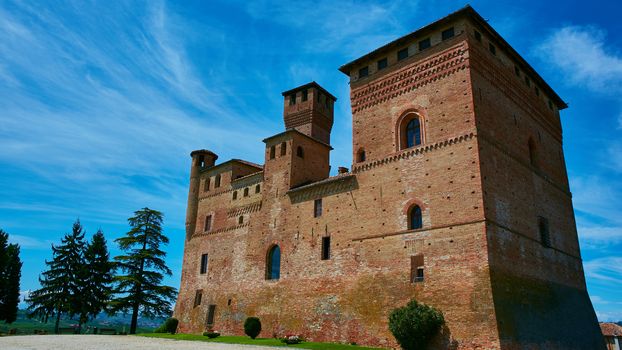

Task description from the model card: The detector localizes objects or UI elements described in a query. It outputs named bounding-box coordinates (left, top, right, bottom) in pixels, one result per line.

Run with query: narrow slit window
left=296, top=146, right=304, bottom=158
left=266, top=245, right=281, bottom=280
left=321, top=236, right=330, bottom=260
left=255, top=184, right=261, bottom=193
left=238, top=216, right=244, bottom=224
left=489, top=43, right=496, bottom=55
left=206, top=305, right=216, bottom=326
left=244, top=188, right=249, bottom=197
left=204, top=178, right=210, bottom=192
left=232, top=191, right=238, bottom=200
left=538, top=216, right=551, bottom=248
left=301, top=89, right=308, bottom=102
left=314, top=199, right=322, bottom=218
left=194, top=290, right=202, bottom=307
left=204, top=215, right=212, bottom=232
left=289, top=94, right=296, bottom=105
left=410, top=254, right=424, bottom=283
left=280, top=141, right=287, bottom=156
left=214, top=174, right=221, bottom=188
left=200, top=253, right=208, bottom=274
left=270, top=145, right=276, bottom=159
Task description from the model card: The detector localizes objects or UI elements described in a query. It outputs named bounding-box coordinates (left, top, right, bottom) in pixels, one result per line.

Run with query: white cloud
left=578, top=226, right=622, bottom=246
left=584, top=257, right=622, bottom=284
left=8, top=234, right=53, bottom=250
left=535, top=25, right=622, bottom=94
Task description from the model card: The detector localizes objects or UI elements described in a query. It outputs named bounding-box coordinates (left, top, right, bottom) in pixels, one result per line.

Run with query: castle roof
left=281, top=81, right=337, bottom=101
left=338, top=5, right=567, bottom=110
left=200, top=158, right=263, bottom=174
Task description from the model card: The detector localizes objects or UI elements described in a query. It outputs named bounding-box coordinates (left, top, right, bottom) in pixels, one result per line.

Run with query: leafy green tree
left=0, top=229, right=22, bottom=324
left=75, top=229, right=113, bottom=327
left=27, top=220, right=86, bottom=333
left=110, top=208, right=177, bottom=334
left=388, top=299, right=444, bottom=350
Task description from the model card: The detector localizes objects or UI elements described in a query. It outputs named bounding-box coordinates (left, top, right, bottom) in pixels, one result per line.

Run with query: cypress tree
left=0, top=229, right=22, bottom=324
left=76, top=229, right=113, bottom=326
left=27, top=220, right=86, bottom=333
left=110, top=208, right=177, bottom=334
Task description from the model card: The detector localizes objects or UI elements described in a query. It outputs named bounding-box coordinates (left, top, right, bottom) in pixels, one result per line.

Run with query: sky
left=1, top=0, right=621, bottom=321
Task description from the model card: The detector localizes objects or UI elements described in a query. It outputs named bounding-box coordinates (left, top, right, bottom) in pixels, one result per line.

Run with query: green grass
left=136, top=333, right=385, bottom=350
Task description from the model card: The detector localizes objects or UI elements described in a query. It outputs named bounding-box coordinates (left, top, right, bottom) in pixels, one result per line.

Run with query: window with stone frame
left=314, top=198, right=323, bottom=218
left=215, top=174, right=221, bottom=188
left=409, top=205, right=423, bottom=230
left=206, top=305, right=216, bottom=326
left=204, top=215, right=212, bottom=232
left=200, top=253, right=208, bottom=274
left=266, top=245, right=281, bottom=280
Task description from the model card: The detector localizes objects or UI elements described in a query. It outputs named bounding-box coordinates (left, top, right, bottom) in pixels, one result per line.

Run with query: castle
left=174, top=6, right=604, bottom=349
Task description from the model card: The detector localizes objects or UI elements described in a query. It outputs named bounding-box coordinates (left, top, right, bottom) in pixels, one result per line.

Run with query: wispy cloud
left=584, top=257, right=622, bottom=284
left=8, top=234, right=53, bottom=250
left=535, top=25, right=622, bottom=94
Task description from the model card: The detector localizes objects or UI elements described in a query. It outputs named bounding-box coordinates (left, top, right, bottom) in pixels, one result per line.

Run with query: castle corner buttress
left=174, top=6, right=604, bottom=349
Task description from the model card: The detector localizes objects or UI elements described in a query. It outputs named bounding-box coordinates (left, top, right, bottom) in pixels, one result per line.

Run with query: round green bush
left=388, top=299, right=444, bottom=350
left=203, top=331, right=220, bottom=338
left=243, top=317, right=262, bottom=339
left=164, top=317, right=179, bottom=334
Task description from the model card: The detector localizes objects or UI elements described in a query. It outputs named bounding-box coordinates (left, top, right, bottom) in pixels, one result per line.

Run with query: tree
left=110, top=208, right=177, bottom=334
left=388, top=299, right=444, bottom=350
left=27, top=220, right=86, bottom=333
left=244, top=317, right=262, bottom=339
left=0, top=229, right=22, bottom=324
left=75, top=229, right=113, bottom=327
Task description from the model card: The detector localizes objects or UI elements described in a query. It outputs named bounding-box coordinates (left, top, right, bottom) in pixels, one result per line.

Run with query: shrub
left=388, top=299, right=444, bottom=350
left=243, top=317, right=262, bottom=339
left=153, top=325, right=166, bottom=333
left=203, top=331, right=221, bottom=338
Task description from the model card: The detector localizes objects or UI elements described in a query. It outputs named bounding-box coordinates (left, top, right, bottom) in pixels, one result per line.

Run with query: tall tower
left=281, top=81, right=337, bottom=144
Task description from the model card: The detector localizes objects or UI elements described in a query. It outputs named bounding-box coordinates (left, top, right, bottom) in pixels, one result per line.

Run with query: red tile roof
left=600, top=322, right=622, bottom=336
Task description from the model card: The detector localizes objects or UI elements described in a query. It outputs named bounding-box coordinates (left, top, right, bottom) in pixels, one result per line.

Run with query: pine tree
left=110, top=208, right=177, bottom=334
left=0, top=229, right=22, bottom=324
left=76, top=229, right=113, bottom=326
left=27, top=220, right=86, bottom=333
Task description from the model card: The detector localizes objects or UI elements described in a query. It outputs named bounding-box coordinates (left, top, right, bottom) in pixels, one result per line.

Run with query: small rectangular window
left=489, top=43, right=496, bottom=55
left=289, top=94, right=296, bottom=105
left=358, top=66, right=369, bottom=78
left=514, top=66, right=520, bottom=77
left=418, top=38, right=431, bottom=51
left=441, top=27, right=454, bottom=40
left=280, top=141, right=287, bottom=156
left=244, top=188, right=249, bottom=197
left=204, top=178, right=210, bottom=192
left=538, top=216, right=551, bottom=248
left=410, top=254, right=424, bottom=283
left=194, top=290, right=202, bottom=307
left=314, top=198, right=322, bottom=218
left=301, top=89, right=308, bottom=102
left=397, top=48, right=408, bottom=61
left=474, top=30, right=482, bottom=42
left=321, top=236, right=330, bottom=260
left=535, top=87, right=540, bottom=96
left=204, top=215, right=212, bottom=232
left=215, top=174, right=221, bottom=188
left=269, top=145, right=276, bottom=159
left=377, top=58, right=388, bottom=70
left=206, top=305, right=216, bottom=326
left=525, top=76, right=531, bottom=87
left=200, top=253, right=208, bottom=274
left=548, top=100, right=553, bottom=110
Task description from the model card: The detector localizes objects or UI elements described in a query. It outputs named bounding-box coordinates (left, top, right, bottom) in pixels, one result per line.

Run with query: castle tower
left=281, top=81, right=337, bottom=145
left=185, top=149, right=217, bottom=241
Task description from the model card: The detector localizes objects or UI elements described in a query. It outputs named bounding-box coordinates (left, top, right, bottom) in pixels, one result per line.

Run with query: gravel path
left=0, top=335, right=286, bottom=350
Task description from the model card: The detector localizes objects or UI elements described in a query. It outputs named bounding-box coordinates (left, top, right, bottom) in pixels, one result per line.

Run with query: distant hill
left=0, top=310, right=166, bottom=335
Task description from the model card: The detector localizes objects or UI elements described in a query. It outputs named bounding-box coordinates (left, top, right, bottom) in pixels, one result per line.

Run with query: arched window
left=266, top=245, right=281, bottom=280
left=232, top=191, right=238, bottom=200
left=409, top=205, right=423, bottom=230
left=357, top=149, right=366, bottom=163
left=405, top=118, right=422, bottom=148
left=528, top=138, right=538, bottom=167
left=255, top=184, right=261, bottom=193
left=296, top=146, right=304, bottom=158
left=280, top=142, right=287, bottom=156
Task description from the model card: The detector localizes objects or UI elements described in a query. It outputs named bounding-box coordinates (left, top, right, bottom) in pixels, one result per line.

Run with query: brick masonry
left=174, top=6, right=604, bottom=350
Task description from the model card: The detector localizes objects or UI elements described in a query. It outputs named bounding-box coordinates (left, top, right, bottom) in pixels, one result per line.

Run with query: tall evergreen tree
left=27, top=220, right=85, bottom=333
left=110, top=208, right=177, bottom=334
left=0, top=229, right=22, bottom=324
left=76, top=229, right=113, bottom=326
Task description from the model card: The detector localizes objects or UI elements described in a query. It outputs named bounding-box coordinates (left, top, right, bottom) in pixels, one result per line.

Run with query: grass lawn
left=137, top=333, right=386, bottom=350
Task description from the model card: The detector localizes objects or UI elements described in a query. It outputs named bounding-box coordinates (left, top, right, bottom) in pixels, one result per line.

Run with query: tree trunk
left=54, top=310, right=61, bottom=334
left=130, top=300, right=139, bottom=334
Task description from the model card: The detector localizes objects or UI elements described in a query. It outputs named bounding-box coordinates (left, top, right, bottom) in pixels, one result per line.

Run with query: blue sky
left=1, top=0, right=621, bottom=321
